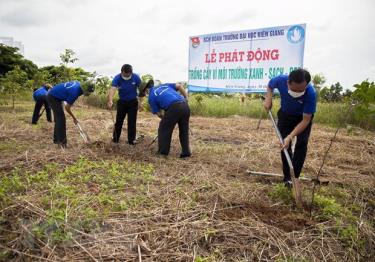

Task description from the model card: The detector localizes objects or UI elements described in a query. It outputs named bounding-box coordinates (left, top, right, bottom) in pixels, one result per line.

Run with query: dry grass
left=0, top=100, right=374, bottom=261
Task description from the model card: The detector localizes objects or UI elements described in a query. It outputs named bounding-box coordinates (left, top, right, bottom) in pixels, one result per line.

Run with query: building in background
left=0, top=37, right=24, bottom=55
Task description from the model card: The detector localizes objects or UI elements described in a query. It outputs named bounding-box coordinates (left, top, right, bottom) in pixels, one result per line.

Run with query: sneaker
left=284, top=180, right=293, bottom=189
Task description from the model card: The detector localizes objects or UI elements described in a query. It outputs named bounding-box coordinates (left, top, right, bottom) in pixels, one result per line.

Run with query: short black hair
left=121, top=64, right=133, bottom=74
left=288, top=69, right=311, bottom=84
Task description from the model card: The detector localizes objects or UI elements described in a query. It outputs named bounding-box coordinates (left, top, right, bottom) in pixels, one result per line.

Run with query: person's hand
left=263, top=97, right=272, bottom=111
left=107, top=100, right=113, bottom=109
left=281, top=135, right=292, bottom=150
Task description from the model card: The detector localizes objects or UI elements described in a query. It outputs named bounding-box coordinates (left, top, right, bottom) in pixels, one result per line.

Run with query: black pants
left=158, top=101, right=191, bottom=156
left=46, top=93, right=67, bottom=145
left=113, top=99, right=138, bottom=144
left=32, top=95, right=52, bottom=124
left=277, top=109, right=313, bottom=182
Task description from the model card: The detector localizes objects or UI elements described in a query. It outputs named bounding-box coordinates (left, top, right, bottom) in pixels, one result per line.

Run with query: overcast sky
left=0, top=0, right=374, bottom=89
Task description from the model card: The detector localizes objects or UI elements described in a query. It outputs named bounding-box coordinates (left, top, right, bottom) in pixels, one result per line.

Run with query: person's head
left=44, top=83, right=52, bottom=90
left=121, top=64, right=133, bottom=80
left=287, top=69, right=311, bottom=98
left=139, top=75, right=154, bottom=97
left=81, top=81, right=95, bottom=96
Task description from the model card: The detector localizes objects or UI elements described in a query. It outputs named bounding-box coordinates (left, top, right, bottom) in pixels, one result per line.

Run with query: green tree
left=312, top=73, right=326, bottom=92
left=320, top=82, right=343, bottom=102
left=59, top=49, right=78, bottom=66
left=94, top=76, right=111, bottom=95
left=32, top=70, right=52, bottom=89
left=59, top=49, right=79, bottom=81
left=351, top=80, right=375, bottom=129
left=0, top=44, right=38, bottom=79
left=40, top=65, right=93, bottom=84
left=0, top=66, right=28, bottom=108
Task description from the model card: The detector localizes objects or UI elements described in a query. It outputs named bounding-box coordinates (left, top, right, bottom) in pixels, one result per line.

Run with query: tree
left=0, top=66, right=28, bottom=108
left=320, top=82, right=343, bottom=102
left=59, top=49, right=80, bottom=81
left=351, top=80, right=375, bottom=129
left=0, top=44, right=38, bottom=79
left=40, top=65, right=93, bottom=84
left=59, top=49, right=78, bottom=66
left=94, top=76, right=111, bottom=95
left=312, top=73, right=326, bottom=92
left=32, top=70, right=52, bottom=89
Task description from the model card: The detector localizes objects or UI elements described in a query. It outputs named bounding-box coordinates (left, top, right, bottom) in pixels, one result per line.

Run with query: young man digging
left=263, top=69, right=317, bottom=188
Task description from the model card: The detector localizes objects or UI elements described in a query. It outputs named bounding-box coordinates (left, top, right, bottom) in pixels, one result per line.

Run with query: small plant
left=269, top=183, right=293, bottom=204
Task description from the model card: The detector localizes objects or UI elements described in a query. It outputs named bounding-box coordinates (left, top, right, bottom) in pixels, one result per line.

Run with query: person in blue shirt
left=31, top=83, right=52, bottom=124
left=107, top=64, right=142, bottom=145
left=140, top=76, right=191, bottom=158
left=263, top=69, right=317, bottom=188
left=46, top=80, right=94, bottom=147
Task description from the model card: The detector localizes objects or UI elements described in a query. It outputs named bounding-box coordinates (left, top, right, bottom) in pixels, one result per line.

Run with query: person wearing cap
left=31, top=83, right=52, bottom=124
left=107, top=64, right=142, bottom=145
left=139, top=76, right=191, bottom=158
left=46, top=80, right=94, bottom=147
left=263, top=69, right=317, bottom=188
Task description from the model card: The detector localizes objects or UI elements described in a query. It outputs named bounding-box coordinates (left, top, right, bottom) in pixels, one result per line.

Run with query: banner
left=188, top=24, right=306, bottom=93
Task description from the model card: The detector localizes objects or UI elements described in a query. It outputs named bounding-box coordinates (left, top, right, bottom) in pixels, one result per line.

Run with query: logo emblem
left=191, top=37, right=200, bottom=48
left=287, top=25, right=305, bottom=43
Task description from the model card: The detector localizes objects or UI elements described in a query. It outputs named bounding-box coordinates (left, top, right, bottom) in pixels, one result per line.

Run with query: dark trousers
left=113, top=99, right=138, bottom=143
left=46, top=93, right=67, bottom=145
left=32, top=95, right=52, bottom=124
left=158, top=101, right=191, bottom=156
left=277, top=109, right=313, bottom=182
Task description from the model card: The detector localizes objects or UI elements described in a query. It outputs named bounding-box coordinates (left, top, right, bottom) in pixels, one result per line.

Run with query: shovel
left=267, top=110, right=303, bottom=208
left=75, top=122, right=91, bottom=143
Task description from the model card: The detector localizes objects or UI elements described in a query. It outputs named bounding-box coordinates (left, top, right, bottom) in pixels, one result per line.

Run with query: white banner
left=188, top=24, right=306, bottom=93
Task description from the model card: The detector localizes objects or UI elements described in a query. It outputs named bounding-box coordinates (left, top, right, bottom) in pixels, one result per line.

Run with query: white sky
left=0, top=0, right=374, bottom=89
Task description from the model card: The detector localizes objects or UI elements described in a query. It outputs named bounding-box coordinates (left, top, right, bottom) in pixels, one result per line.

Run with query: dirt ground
left=0, top=101, right=374, bottom=261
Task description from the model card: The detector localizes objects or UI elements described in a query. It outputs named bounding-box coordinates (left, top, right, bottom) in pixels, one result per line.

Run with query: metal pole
left=268, top=110, right=303, bottom=208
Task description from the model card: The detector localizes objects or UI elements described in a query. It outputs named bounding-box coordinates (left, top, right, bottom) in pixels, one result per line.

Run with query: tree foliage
left=320, top=82, right=343, bottom=102
left=0, top=44, right=38, bottom=79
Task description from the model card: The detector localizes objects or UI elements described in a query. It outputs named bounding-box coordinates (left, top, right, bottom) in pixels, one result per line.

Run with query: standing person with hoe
left=140, top=76, right=191, bottom=158
left=31, top=83, right=53, bottom=124
left=263, top=69, right=317, bottom=188
left=46, top=80, right=94, bottom=148
left=107, top=64, right=142, bottom=145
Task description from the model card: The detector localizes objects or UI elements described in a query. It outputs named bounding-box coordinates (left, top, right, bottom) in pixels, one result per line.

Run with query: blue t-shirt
left=148, top=83, right=185, bottom=114
left=33, top=86, right=48, bottom=101
left=268, top=75, right=317, bottom=115
left=49, top=81, right=83, bottom=105
left=112, top=73, right=141, bottom=101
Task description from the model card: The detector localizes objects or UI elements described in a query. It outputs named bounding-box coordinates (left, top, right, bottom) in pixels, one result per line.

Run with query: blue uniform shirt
left=33, top=86, right=48, bottom=101
left=268, top=75, right=317, bottom=115
left=112, top=73, right=141, bottom=101
left=49, top=81, right=83, bottom=105
left=148, top=83, right=185, bottom=114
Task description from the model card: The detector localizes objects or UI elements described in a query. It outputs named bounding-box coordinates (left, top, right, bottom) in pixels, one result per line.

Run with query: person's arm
left=65, top=103, right=78, bottom=124
left=281, top=113, right=312, bottom=149
left=156, top=111, right=164, bottom=119
left=176, top=83, right=188, bottom=100
left=263, top=86, right=273, bottom=111
left=107, top=86, right=117, bottom=109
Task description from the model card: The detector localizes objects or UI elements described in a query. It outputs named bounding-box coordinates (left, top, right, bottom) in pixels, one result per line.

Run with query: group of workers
left=32, top=66, right=316, bottom=187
